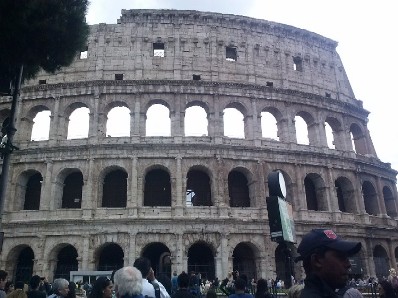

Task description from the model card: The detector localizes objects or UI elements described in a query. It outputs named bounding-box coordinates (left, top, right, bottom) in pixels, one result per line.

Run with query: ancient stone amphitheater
left=0, top=9, right=397, bottom=284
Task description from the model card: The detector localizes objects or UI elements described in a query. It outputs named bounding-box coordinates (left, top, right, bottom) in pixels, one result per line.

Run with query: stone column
left=81, top=237, right=90, bottom=270
left=376, top=177, right=387, bottom=216
left=327, top=167, right=339, bottom=212
left=221, top=235, right=229, bottom=279
left=129, top=157, right=138, bottom=209
left=175, top=234, right=184, bottom=274
left=82, top=158, right=95, bottom=214
left=354, top=176, right=366, bottom=214
left=88, top=94, right=100, bottom=142
left=133, top=99, right=141, bottom=136
left=174, top=156, right=183, bottom=217
left=128, top=234, right=136, bottom=265
left=293, top=164, right=305, bottom=210
left=40, top=161, right=53, bottom=210
left=48, top=96, right=61, bottom=145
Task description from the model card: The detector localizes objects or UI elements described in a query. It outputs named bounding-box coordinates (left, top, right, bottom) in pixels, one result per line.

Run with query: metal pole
left=0, top=64, right=23, bottom=231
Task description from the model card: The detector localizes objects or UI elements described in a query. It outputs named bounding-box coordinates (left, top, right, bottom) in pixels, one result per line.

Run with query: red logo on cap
left=324, top=230, right=337, bottom=239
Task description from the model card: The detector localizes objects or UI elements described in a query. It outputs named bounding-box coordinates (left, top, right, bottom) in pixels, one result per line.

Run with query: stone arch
left=184, top=101, right=209, bottom=137
left=395, top=246, right=398, bottom=266
left=304, top=173, right=327, bottom=211
left=187, top=241, right=216, bottom=280
left=105, top=102, right=131, bottom=137
left=383, top=186, right=397, bottom=217
left=373, top=244, right=389, bottom=279
left=65, top=103, right=90, bottom=140
left=232, top=242, right=260, bottom=280
left=53, top=168, right=84, bottom=209
left=185, top=100, right=210, bottom=115
left=260, top=107, right=281, bottom=140
left=53, top=244, right=78, bottom=280
left=145, top=100, right=171, bottom=137
left=14, top=170, right=43, bottom=211
left=143, top=165, right=171, bottom=207
left=335, top=176, right=356, bottom=213
left=141, top=242, right=172, bottom=276
left=99, top=166, right=128, bottom=208
left=186, top=165, right=213, bottom=206
left=21, top=105, right=51, bottom=142
left=95, top=242, right=124, bottom=271
left=349, top=123, right=368, bottom=155
left=6, top=245, right=34, bottom=283
left=228, top=167, right=254, bottom=207
left=362, top=180, right=379, bottom=216
left=325, top=116, right=344, bottom=150
left=295, top=110, right=315, bottom=145
left=223, top=102, right=248, bottom=139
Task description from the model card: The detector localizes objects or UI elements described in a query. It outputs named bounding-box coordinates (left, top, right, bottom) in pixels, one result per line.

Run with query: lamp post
left=0, top=65, right=23, bottom=234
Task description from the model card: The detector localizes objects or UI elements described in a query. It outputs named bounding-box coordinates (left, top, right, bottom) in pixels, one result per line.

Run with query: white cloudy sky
left=86, top=0, right=398, bottom=173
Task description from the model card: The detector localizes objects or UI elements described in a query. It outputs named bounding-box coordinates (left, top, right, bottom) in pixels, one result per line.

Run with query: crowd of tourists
left=1, top=229, right=398, bottom=298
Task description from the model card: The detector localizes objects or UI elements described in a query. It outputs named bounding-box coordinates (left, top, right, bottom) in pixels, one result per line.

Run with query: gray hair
left=52, top=278, right=69, bottom=294
left=114, top=266, right=143, bottom=296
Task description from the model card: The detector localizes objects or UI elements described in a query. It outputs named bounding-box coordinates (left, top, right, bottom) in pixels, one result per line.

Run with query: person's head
left=30, top=275, right=42, bottom=290
left=206, top=289, right=217, bottom=298
left=90, top=276, right=113, bottom=298
left=378, top=279, right=396, bottom=298
left=15, top=281, right=24, bottom=290
left=52, top=278, right=70, bottom=297
left=255, top=278, right=268, bottom=293
left=287, top=284, right=304, bottom=298
left=234, top=278, right=246, bottom=292
left=113, top=266, right=142, bottom=298
left=173, top=271, right=177, bottom=277
left=177, top=272, right=190, bottom=288
left=0, top=270, right=7, bottom=289
left=295, top=229, right=361, bottom=289
left=133, top=257, right=152, bottom=279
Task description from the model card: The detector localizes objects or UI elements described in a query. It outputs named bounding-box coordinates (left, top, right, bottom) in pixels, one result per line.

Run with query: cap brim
left=327, top=240, right=362, bottom=256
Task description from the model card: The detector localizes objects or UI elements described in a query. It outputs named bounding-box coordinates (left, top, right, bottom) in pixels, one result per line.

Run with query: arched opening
left=294, top=115, right=309, bottom=145
left=102, top=169, right=127, bottom=207
left=383, top=186, right=397, bottom=217
left=228, top=171, right=250, bottom=207
left=144, top=169, right=171, bottom=206
left=261, top=111, right=278, bottom=140
left=325, top=117, right=344, bottom=150
left=15, top=247, right=34, bottom=283
left=97, top=243, right=124, bottom=271
left=67, top=107, right=89, bottom=139
left=325, top=122, right=335, bottom=149
left=373, top=245, right=389, bottom=279
left=23, top=172, right=43, bottom=210
left=395, top=247, right=398, bottom=266
left=304, top=174, right=327, bottom=211
left=62, top=172, right=83, bottom=209
left=54, top=245, right=78, bottom=281
left=184, top=106, right=208, bottom=136
left=146, top=104, right=171, bottom=137
left=223, top=108, right=245, bottom=139
left=335, top=177, right=356, bottom=213
left=350, top=123, right=368, bottom=155
left=232, top=243, right=257, bottom=281
left=106, top=106, right=130, bottom=137
left=186, top=169, right=212, bottom=206
left=31, top=110, right=51, bottom=141
left=142, top=242, right=171, bottom=277
left=188, top=241, right=215, bottom=281
left=362, top=181, right=379, bottom=216
left=275, top=243, right=296, bottom=287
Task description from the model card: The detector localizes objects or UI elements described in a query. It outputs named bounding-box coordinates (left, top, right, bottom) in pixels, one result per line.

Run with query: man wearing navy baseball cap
left=295, top=229, right=362, bottom=298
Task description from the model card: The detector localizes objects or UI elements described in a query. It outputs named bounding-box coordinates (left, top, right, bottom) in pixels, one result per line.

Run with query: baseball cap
left=295, top=229, right=361, bottom=262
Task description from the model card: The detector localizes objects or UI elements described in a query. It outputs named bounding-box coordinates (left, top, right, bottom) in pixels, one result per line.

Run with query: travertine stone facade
left=0, top=9, right=397, bottom=282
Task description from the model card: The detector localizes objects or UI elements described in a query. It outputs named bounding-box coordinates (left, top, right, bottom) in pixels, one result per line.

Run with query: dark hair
left=133, top=257, right=151, bottom=278
left=379, top=280, right=397, bottom=298
left=30, top=275, right=42, bottom=290
left=67, top=281, right=77, bottom=298
left=302, top=246, right=328, bottom=274
left=255, top=278, right=269, bottom=298
left=0, top=270, right=7, bottom=281
left=206, top=289, right=217, bottom=298
left=177, top=272, right=190, bottom=288
left=5, top=281, right=14, bottom=292
left=89, top=276, right=111, bottom=298
left=15, top=281, right=24, bottom=290
left=234, top=278, right=246, bottom=291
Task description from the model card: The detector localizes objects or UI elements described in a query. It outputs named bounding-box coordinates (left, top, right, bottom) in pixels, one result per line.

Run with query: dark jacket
left=27, top=290, right=46, bottom=298
left=300, top=274, right=339, bottom=298
left=171, top=288, right=196, bottom=298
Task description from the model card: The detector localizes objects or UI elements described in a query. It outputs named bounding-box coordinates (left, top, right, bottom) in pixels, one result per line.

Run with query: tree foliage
left=0, top=0, right=89, bottom=84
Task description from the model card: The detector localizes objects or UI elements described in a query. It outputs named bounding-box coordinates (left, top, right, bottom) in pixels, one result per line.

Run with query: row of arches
left=16, top=99, right=373, bottom=156
left=14, top=164, right=398, bottom=217
left=8, top=239, right=398, bottom=283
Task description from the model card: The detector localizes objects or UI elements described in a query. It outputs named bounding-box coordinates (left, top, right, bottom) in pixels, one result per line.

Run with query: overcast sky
left=87, top=0, right=398, bottom=174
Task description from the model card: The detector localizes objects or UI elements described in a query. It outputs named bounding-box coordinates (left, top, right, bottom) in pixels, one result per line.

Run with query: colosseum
left=0, top=9, right=397, bottom=284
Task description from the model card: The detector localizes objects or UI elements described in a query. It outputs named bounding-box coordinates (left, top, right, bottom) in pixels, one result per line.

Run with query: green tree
left=0, top=0, right=89, bottom=88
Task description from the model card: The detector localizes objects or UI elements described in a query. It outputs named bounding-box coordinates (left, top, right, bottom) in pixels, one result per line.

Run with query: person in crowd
left=171, top=272, right=196, bottom=298
left=171, top=271, right=178, bottom=295
left=254, top=279, right=272, bottom=298
left=48, top=279, right=69, bottom=298
left=220, top=272, right=234, bottom=296
left=228, top=278, right=253, bottom=298
left=378, top=280, right=398, bottom=298
left=5, top=282, right=14, bottom=295
left=89, top=276, right=113, bottom=298
left=295, top=228, right=362, bottom=298
left=27, top=275, right=46, bottom=298
left=133, top=257, right=170, bottom=298
left=66, top=282, right=76, bottom=298
left=341, top=287, right=364, bottom=298
left=0, top=270, right=8, bottom=298
left=205, top=289, right=217, bottom=298
left=287, top=284, right=304, bottom=298
left=7, top=281, right=27, bottom=298
left=38, top=277, right=51, bottom=296
left=113, top=266, right=143, bottom=298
